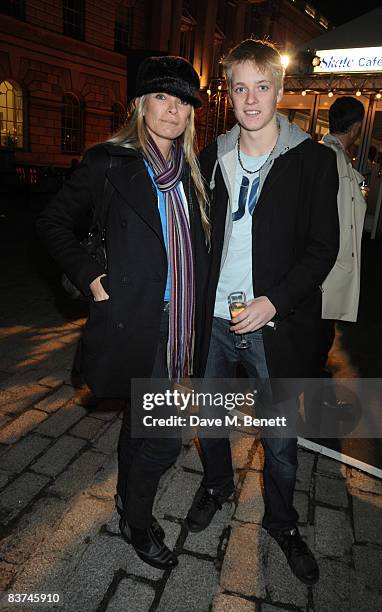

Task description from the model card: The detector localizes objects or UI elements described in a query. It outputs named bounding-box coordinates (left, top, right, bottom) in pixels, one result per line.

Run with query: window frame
left=61, top=92, right=83, bottom=154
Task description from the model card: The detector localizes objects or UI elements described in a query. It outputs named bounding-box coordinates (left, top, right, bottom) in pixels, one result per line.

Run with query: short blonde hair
left=222, top=39, right=284, bottom=93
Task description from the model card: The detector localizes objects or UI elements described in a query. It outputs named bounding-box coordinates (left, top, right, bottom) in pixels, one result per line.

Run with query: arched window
left=115, top=1, right=134, bottom=53
left=111, top=102, right=126, bottom=134
left=0, top=80, right=24, bottom=149
left=61, top=93, right=82, bottom=153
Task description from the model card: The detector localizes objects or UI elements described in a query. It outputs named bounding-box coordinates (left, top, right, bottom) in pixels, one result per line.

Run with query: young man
left=186, top=39, right=339, bottom=585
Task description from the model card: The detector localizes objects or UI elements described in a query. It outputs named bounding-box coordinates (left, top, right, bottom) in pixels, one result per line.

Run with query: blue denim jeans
left=199, top=316, right=299, bottom=532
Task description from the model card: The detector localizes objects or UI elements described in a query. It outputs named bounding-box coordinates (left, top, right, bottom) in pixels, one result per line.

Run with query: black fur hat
left=135, top=56, right=202, bottom=108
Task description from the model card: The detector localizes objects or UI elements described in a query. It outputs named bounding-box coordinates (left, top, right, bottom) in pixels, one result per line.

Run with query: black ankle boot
left=115, top=494, right=165, bottom=540
left=119, top=519, right=178, bottom=570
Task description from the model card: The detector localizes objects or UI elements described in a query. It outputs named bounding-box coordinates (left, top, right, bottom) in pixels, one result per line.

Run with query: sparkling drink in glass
left=228, top=291, right=250, bottom=349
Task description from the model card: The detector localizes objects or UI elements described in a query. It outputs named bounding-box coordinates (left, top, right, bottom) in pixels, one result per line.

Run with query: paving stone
left=93, top=418, right=121, bottom=454
left=315, top=473, right=349, bottom=507
left=0, top=366, right=50, bottom=390
left=181, top=442, right=203, bottom=471
left=353, top=544, right=382, bottom=594
left=312, top=558, right=354, bottom=612
left=0, top=560, right=18, bottom=591
left=316, top=455, right=346, bottom=478
left=157, top=555, right=218, bottom=612
left=352, top=491, right=382, bottom=545
left=295, top=449, right=315, bottom=491
left=154, top=469, right=202, bottom=519
left=0, top=472, right=50, bottom=525
left=69, top=415, right=105, bottom=440
left=0, top=434, right=52, bottom=474
left=158, top=518, right=182, bottom=551
left=294, top=490, right=309, bottom=523
left=350, top=576, right=382, bottom=611
left=0, top=382, right=49, bottom=408
left=0, top=469, right=9, bottom=488
left=315, top=506, right=354, bottom=557
left=0, top=410, right=48, bottom=445
left=9, top=496, right=115, bottom=596
left=39, top=345, right=76, bottom=371
left=62, top=534, right=147, bottom=611
left=265, top=533, right=308, bottom=607
left=235, top=471, right=264, bottom=524
left=1, top=394, right=49, bottom=417
left=251, top=442, right=264, bottom=470
left=184, top=501, right=233, bottom=556
left=220, top=523, right=267, bottom=599
left=0, top=413, right=12, bottom=429
left=104, top=509, right=121, bottom=535
left=35, top=403, right=87, bottom=437
left=261, top=606, right=287, bottom=612
left=348, top=469, right=382, bottom=495
left=37, top=370, right=71, bottom=388
left=49, top=450, right=106, bottom=499
left=34, top=385, right=74, bottom=413
left=31, top=435, right=86, bottom=477
left=230, top=431, right=255, bottom=469
left=87, top=453, right=118, bottom=501
left=0, top=496, right=68, bottom=565
left=213, top=593, right=256, bottom=612
left=105, top=577, right=155, bottom=612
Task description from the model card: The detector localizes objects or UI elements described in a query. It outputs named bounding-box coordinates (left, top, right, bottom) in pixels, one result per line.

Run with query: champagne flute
left=228, top=291, right=250, bottom=349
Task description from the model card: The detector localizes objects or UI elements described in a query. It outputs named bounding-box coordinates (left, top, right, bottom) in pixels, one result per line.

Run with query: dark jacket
left=199, top=126, right=339, bottom=380
left=37, top=144, right=210, bottom=397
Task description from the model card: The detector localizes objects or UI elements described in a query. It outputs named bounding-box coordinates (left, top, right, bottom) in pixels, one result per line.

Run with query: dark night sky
left=313, top=1, right=382, bottom=26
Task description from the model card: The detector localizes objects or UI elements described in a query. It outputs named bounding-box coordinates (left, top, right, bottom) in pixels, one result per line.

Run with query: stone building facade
left=0, top=0, right=330, bottom=170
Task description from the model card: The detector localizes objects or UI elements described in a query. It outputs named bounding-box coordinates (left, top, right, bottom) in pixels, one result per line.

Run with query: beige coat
left=321, top=134, right=366, bottom=322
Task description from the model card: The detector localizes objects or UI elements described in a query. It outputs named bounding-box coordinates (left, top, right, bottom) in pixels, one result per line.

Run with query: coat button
left=352, top=252, right=354, bottom=257
left=121, top=220, right=127, bottom=228
left=116, top=322, right=125, bottom=329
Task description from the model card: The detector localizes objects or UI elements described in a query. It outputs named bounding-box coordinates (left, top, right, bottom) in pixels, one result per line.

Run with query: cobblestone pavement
left=0, top=212, right=382, bottom=611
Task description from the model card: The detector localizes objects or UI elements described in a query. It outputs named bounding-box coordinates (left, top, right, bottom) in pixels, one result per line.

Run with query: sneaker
left=186, top=484, right=234, bottom=533
left=269, top=526, right=319, bottom=585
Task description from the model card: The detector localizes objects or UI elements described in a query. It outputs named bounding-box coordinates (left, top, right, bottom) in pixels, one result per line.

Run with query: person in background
left=186, top=38, right=339, bottom=586
left=37, top=56, right=210, bottom=571
left=320, top=96, right=366, bottom=367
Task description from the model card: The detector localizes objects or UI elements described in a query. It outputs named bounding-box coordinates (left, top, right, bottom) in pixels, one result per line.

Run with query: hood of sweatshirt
left=211, top=112, right=311, bottom=272
left=211, top=112, right=311, bottom=200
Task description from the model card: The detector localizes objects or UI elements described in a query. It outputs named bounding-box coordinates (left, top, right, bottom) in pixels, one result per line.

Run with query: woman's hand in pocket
left=90, top=274, right=109, bottom=302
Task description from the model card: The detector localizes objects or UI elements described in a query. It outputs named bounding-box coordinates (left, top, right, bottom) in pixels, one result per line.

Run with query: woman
left=37, top=56, right=210, bottom=570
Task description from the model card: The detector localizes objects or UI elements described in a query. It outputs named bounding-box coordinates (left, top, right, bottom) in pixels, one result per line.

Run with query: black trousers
left=116, top=309, right=182, bottom=529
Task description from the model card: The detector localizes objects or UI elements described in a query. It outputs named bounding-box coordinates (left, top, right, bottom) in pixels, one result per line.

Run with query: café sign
left=314, top=47, right=382, bottom=73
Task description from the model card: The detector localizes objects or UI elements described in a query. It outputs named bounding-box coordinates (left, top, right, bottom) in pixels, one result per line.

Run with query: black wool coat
left=37, top=144, right=210, bottom=397
left=199, top=138, right=340, bottom=380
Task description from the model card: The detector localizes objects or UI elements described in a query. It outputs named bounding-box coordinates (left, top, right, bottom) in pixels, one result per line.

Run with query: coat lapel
left=106, top=158, right=164, bottom=247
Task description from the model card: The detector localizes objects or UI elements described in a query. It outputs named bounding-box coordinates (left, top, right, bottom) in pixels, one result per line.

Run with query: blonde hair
left=222, top=38, right=284, bottom=93
left=108, top=96, right=210, bottom=244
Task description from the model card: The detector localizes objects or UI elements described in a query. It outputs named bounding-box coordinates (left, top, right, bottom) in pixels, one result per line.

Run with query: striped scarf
left=144, top=134, right=195, bottom=380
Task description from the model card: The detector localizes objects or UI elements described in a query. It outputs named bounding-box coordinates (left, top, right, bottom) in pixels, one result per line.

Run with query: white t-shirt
left=214, top=150, right=268, bottom=320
